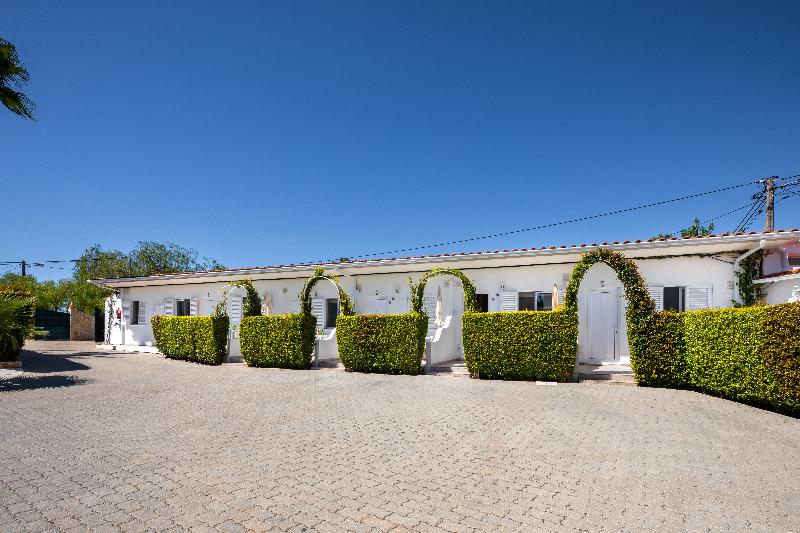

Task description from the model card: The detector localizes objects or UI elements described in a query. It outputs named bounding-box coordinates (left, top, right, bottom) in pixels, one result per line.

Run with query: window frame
left=325, top=298, right=339, bottom=329
left=131, top=301, right=140, bottom=325
left=518, top=291, right=553, bottom=311
left=176, top=299, right=191, bottom=316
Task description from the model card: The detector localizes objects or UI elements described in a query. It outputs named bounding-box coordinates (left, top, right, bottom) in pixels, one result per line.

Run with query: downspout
left=733, top=239, right=766, bottom=305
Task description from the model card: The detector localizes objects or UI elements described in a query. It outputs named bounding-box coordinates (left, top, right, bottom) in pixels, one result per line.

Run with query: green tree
left=0, top=38, right=36, bottom=119
left=650, top=217, right=715, bottom=241
left=69, top=242, right=224, bottom=312
left=679, top=217, right=715, bottom=238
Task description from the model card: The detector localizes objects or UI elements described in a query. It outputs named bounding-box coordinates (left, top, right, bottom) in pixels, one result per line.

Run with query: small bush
left=151, top=315, right=229, bottom=365
left=0, top=296, right=35, bottom=361
left=462, top=310, right=577, bottom=381
left=630, top=311, right=687, bottom=388
left=240, top=313, right=316, bottom=369
left=336, top=313, right=427, bottom=375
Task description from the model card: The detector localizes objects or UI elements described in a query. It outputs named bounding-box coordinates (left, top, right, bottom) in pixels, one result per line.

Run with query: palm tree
left=0, top=38, right=36, bottom=119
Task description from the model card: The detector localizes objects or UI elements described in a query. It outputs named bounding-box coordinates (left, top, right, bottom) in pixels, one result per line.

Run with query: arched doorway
left=411, top=268, right=478, bottom=366
left=563, top=249, right=655, bottom=366
left=225, top=284, right=247, bottom=363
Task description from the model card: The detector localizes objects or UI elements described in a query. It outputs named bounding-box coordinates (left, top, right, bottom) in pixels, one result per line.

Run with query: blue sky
left=3, top=1, right=799, bottom=280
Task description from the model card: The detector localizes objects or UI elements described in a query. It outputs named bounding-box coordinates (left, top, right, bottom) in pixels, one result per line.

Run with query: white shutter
left=647, top=286, right=664, bottom=312
left=163, top=298, right=175, bottom=316
left=137, top=301, right=147, bottom=325
left=122, top=300, right=131, bottom=323
left=229, top=297, right=243, bottom=321
left=500, top=291, right=518, bottom=311
left=685, top=285, right=712, bottom=310
left=311, top=298, right=325, bottom=330
left=190, top=298, right=198, bottom=316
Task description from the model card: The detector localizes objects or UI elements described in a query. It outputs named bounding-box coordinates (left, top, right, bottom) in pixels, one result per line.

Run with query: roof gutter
left=732, top=239, right=766, bottom=305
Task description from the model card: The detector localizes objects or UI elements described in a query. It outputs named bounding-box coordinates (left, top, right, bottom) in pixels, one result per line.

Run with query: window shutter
left=122, top=300, right=131, bottom=323
left=311, top=298, right=325, bottom=330
left=164, top=298, right=175, bottom=316
left=229, top=297, right=243, bottom=321
left=137, top=301, right=147, bottom=325
left=647, top=286, right=664, bottom=312
left=500, top=291, right=518, bottom=311
left=190, top=298, right=198, bottom=316
left=685, top=285, right=712, bottom=310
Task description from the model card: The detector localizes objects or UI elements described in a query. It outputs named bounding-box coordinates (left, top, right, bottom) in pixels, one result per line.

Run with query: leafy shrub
left=151, top=315, right=229, bottom=365
left=462, top=310, right=577, bottom=381
left=634, top=303, right=800, bottom=414
left=336, top=313, right=427, bottom=375
left=0, top=296, right=35, bottom=361
left=762, top=303, right=800, bottom=400
left=683, top=306, right=800, bottom=413
left=240, top=313, right=316, bottom=369
left=630, top=311, right=687, bottom=388
left=230, top=279, right=262, bottom=317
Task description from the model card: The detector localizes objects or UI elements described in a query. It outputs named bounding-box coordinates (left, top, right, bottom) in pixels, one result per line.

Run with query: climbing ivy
left=563, top=248, right=656, bottom=381
left=230, top=278, right=262, bottom=317
left=735, top=250, right=764, bottom=306
left=409, top=267, right=478, bottom=315
left=299, top=267, right=355, bottom=317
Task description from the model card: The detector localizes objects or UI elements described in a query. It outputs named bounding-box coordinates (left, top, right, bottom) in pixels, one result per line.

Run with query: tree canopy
left=0, top=37, right=35, bottom=119
left=651, top=217, right=715, bottom=241
left=0, top=242, right=224, bottom=313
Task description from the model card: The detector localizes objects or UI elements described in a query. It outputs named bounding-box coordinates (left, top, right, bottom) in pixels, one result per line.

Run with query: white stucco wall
left=108, top=253, right=739, bottom=367
left=763, top=278, right=800, bottom=305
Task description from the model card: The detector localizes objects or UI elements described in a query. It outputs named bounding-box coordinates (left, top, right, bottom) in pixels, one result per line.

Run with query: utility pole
left=764, top=176, right=777, bottom=232
left=21, top=260, right=26, bottom=277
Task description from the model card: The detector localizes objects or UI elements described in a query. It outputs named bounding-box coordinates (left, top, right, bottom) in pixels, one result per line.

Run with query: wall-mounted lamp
left=500, top=284, right=505, bottom=291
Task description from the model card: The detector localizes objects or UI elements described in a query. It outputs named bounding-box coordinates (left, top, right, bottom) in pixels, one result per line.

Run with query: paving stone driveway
left=2, top=341, right=799, bottom=532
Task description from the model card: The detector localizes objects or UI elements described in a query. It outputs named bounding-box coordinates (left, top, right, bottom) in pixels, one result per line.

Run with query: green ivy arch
left=300, top=267, right=355, bottom=319
left=410, top=267, right=478, bottom=315
left=562, top=248, right=655, bottom=364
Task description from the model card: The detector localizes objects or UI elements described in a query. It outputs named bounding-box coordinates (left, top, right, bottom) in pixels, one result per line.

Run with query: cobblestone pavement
left=2, top=341, right=800, bottom=532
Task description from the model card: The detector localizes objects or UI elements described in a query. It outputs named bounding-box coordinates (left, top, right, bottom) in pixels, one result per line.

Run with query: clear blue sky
left=3, top=1, right=799, bottom=280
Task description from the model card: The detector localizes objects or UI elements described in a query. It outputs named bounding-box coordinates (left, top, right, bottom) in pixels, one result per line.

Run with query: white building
left=93, top=230, right=800, bottom=366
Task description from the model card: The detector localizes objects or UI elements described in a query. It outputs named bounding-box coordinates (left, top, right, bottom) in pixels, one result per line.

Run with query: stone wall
left=69, top=305, right=95, bottom=341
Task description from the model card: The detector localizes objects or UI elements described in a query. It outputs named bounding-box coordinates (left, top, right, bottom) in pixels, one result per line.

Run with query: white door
left=226, top=288, right=246, bottom=363
left=586, top=290, right=618, bottom=363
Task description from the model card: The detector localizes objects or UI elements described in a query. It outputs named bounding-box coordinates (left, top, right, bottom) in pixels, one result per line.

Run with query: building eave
left=90, top=230, right=800, bottom=289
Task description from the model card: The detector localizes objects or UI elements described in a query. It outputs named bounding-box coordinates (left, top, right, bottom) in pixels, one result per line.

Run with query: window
left=789, top=255, right=800, bottom=267
left=519, top=291, right=552, bottom=311
left=664, top=286, right=685, bottom=312
left=325, top=298, right=339, bottom=328
left=176, top=299, right=191, bottom=316
left=475, top=294, right=489, bottom=312
left=536, top=292, right=553, bottom=311
left=131, top=301, right=140, bottom=325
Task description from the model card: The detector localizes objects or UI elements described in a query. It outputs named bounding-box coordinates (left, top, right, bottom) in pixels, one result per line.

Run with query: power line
left=333, top=180, right=759, bottom=261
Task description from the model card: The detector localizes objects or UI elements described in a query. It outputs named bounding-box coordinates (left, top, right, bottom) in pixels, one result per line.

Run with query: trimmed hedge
left=629, top=311, right=687, bottom=388
left=462, top=310, right=578, bottom=381
left=151, top=315, right=229, bottom=365
left=239, top=313, right=316, bottom=369
left=336, top=313, right=427, bottom=375
left=634, top=303, right=800, bottom=414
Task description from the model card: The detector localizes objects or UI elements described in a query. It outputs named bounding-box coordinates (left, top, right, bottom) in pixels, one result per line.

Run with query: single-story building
left=92, top=229, right=800, bottom=366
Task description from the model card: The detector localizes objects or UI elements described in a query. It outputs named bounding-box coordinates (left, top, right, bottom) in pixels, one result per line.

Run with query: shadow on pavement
left=16, top=350, right=91, bottom=374
left=0, top=374, right=88, bottom=392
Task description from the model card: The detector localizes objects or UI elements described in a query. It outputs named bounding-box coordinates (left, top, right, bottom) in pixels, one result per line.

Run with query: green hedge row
left=462, top=310, right=578, bottom=381
left=336, top=313, right=427, bottom=375
left=151, top=315, right=229, bottom=365
left=633, top=303, right=800, bottom=414
left=240, top=313, right=316, bottom=369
